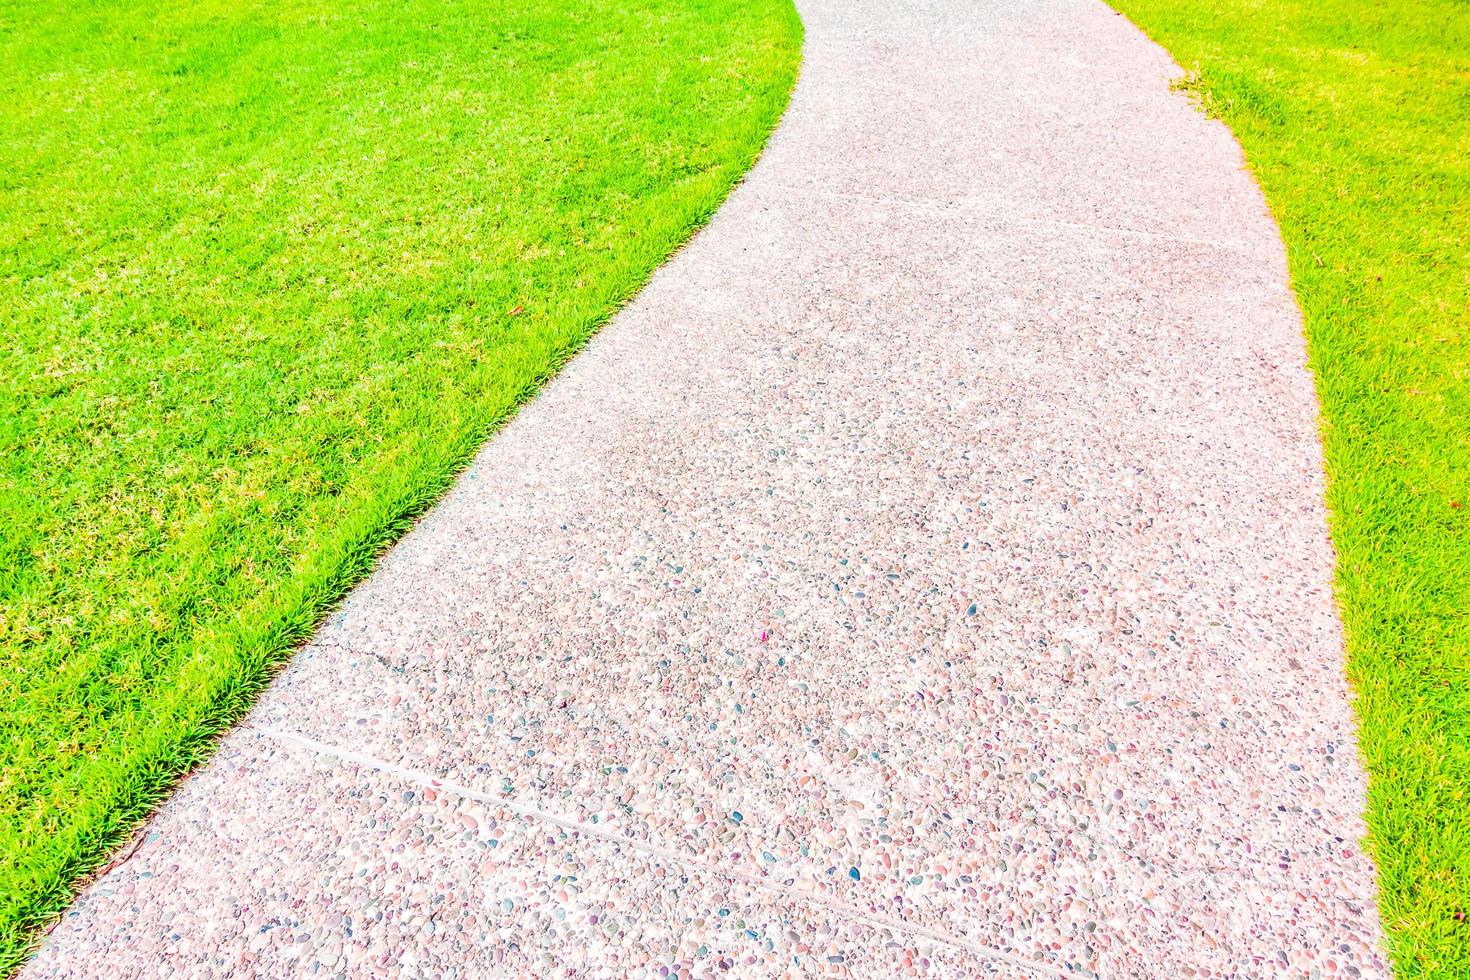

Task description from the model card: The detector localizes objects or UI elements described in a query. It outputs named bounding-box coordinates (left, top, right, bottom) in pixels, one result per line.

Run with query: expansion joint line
left=247, top=724, right=1070, bottom=978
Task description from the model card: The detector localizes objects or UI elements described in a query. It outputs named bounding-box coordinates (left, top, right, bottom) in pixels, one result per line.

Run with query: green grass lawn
left=0, top=0, right=799, bottom=965
left=1108, top=0, right=1469, bottom=973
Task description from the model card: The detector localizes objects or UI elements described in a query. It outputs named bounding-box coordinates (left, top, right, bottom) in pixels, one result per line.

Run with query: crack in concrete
left=248, top=723, right=1072, bottom=978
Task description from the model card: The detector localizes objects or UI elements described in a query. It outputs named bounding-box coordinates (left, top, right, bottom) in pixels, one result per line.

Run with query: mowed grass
left=0, top=0, right=799, bottom=965
left=1108, top=0, right=1470, bottom=973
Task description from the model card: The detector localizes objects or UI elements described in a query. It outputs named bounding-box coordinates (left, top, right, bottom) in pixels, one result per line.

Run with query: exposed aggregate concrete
left=28, top=0, right=1386, bottom=976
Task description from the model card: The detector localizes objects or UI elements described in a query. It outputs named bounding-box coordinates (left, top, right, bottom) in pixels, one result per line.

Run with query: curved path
left=30, top=0, right=1387, bottom=975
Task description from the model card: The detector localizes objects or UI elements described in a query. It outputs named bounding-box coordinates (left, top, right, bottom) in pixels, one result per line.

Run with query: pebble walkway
left=28, top=0, right=1387, bottom=975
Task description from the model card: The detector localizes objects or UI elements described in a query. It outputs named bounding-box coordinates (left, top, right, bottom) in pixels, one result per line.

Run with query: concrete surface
left=27, top=0, right=1387, bottom=976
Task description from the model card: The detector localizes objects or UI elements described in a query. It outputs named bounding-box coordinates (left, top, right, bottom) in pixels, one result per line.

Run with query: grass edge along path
left=1106, top=0, right=1470, bottom=974
left=0, top=0, right=802, bottom=969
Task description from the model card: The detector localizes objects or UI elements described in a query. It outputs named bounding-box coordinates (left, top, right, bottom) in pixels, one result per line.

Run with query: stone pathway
left=28, top=0, right=1387, bottom=976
